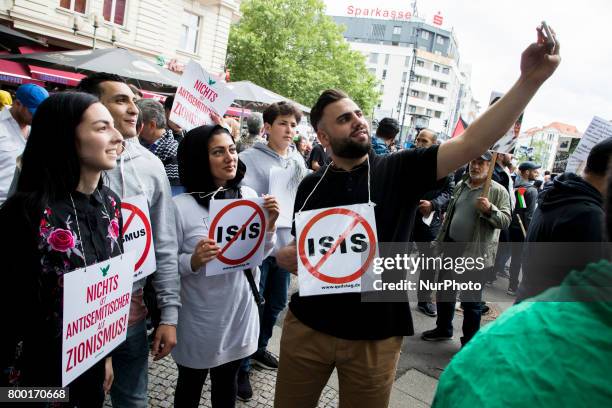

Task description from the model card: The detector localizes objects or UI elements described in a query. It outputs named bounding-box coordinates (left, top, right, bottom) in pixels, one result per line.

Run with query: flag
left=451, top=116, right=467, bottom=138
left=516, top=187, right=527, bottom=209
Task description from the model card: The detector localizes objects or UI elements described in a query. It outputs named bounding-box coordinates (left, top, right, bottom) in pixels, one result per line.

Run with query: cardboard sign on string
left=62, top=252, right=136, bottom=387
left=269, top=165, right=301, bottom=229
left=168, top=60, right=237, bottom=132
left=295, top=203, right=378, bottom=296
left=120, top=194, right=156, bottom=280
left=207, top=198, right=268, bottom=276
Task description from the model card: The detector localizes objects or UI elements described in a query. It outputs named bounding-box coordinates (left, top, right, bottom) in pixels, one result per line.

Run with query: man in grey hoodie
left=78, top=73, right=180, bottom=408
left=236, top=101, right=309, bottom=400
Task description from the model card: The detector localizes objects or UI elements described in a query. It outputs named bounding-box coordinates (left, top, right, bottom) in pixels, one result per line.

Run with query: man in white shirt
left=0, top=83, right=48, bottom=203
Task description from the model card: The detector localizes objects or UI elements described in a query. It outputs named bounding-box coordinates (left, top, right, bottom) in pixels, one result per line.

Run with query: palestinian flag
left=516, top=187, right=527, bottom=209
left=451, top=116, right=468, bottom=138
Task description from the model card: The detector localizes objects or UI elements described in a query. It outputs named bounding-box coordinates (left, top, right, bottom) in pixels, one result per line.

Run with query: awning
left=0, top=52, right=44, bottom=86
left=28, top=65, right=84, bottom=86
left=226, top=106, right=252, bottom=117
left=141, top=90, right=166, bottom=102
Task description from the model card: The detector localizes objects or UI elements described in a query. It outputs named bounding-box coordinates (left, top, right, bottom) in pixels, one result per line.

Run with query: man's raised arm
left=437, top=27, right=561, bottom=179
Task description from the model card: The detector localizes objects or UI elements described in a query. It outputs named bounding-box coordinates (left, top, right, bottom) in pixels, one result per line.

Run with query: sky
left=323, top=0, right=612, bottom=132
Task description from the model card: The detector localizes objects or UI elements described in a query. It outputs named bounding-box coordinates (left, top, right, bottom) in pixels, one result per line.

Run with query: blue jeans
left=240, top=256, right=290, bottom=372
left=110, top=319, right=149, bottom=408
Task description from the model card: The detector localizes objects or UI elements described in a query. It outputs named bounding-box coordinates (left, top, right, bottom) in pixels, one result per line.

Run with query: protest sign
left=566, top=116, right=612, bottom=173
left=169, top=60, right=237, bottom=131
left=489, top=91, right=524, bottom=153
left=295, top=204, right=378, bottom=296
left=121, top=194, right=156, bottom=280
left=62, top=252, right=135, bottom=387
left=207, top=198, right=268, bottom=275
left=269, top=166, right=301, bottom=228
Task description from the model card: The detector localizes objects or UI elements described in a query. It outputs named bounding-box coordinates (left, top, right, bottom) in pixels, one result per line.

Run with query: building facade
left=517, top=122, right=582, bottom=173
left=0, top=0, right=240, bottom=75
left=331, top=14, right=478, bottom=139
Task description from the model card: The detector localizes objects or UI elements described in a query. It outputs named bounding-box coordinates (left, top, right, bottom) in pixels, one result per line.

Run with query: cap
left=15, top=84, right=49, bottom=115
left=0, top=90, right=12, bottom=107
left=518, top=161, right=541, bottom=171
left=479, top=151, right=493, bottom=161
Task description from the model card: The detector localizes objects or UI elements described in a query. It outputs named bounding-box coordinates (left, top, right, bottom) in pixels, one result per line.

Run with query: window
left=402, top=72, right=407, bottom=82
left=442, top=67, right=450, bottom=74
left=410, top=90, right=419, bottom=97
left=421, top=30, right=430, bottom=40
left=372, top=24, right=386, bottom=38
left=103, top=0, right=126, bottom=25
left=60, top=0, right=87, bottom=13
left=384, top=54, right=390, bottom=65
left=404, top=56, right=410, bottom=67
left=434, top=65, right=440, bottom=72
left=416, top=59, right=425, bottom=67
left=426, top=109, right=433, bottom=116
left=393, top=26, right=402, bottom=35
left=434, top=111, right=442, bottom=118
left=440, top=82, right=447, bottom=89
left=436, top=36, right=446, bottom=45
left=369, top=53, right=379, bottom=63
left=409, top=105, right=416, bottom=113
left=368, top=68, right=376, bottom=75
left=382, top=69, right=387, bottom=80
left=399, top=87, right=405, bottom=96
left=431, top=79, right=438, bottom=86
left=380, top=85, right=384, bottom=93
left=437, top=96, right=445, bottom=104
left=428, top=94, right=436, bottom=102
left=180, top=11, right=201, bottom=53
left=434, top=50, right=442, bottom=56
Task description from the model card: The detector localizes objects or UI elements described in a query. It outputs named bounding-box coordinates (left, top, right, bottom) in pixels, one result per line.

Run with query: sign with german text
left=566, top=116, right=612, bottom=173
left=120, top=194, right=156, bottom=280
left=62, top=252, right=135, bottom=387
left=168, top=60, right=237, bottom=131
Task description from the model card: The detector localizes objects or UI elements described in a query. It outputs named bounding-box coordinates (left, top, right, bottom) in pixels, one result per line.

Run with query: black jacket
left=411, top=174, right=455, bottom=242
left=517, top=173, right=608, bottom=301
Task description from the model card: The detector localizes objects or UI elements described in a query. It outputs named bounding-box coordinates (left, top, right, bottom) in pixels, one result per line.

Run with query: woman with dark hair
left=172, top=125, right=279, bottom=408
left=0, top=92, right=124, bottom=407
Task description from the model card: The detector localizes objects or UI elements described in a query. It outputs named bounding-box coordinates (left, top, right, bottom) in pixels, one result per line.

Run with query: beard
left=328, top=134, right=371, bottom=159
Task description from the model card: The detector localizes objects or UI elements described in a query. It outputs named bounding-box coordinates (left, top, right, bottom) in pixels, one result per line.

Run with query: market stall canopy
left=0, top=47, right=180, bottom=90
left=0, top=25, right=47, bottom=51
left=225, top=80, right=310, bottom=113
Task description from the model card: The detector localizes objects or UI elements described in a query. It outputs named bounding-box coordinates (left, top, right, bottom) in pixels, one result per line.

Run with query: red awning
left=28, top=65, right=85, bottom=87
left=0, top=51, right=45, bottom=86
left=225, top=106, right=252, bottom=117
left=141, top=90, right=166, bottom=102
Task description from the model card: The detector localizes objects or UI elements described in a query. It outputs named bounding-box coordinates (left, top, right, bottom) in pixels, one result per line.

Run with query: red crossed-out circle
left=120, top=202, right=152, bottom=272
left=208, top=200, right=266, bottom=266
left=298, top=208, right=377, bottom=284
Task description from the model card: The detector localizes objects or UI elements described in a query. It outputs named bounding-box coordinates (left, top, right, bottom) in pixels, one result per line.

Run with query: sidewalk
left=106, top=277, right=515, bottom=407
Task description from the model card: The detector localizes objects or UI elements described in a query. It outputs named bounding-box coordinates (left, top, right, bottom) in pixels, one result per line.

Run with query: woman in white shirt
left=172, top=124, right=279, bottom=408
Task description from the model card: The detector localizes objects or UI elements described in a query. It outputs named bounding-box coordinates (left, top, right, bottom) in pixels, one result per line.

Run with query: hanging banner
left=121, top=194, right=156, bottom=280
left=269, top=166, right=301, bottom=229
left=489, top=91, right=524, bottom=154
left=62, top=252, right=136, bottom=387
left=566, top=116, right=612, bottom=173
left=169, top=60, right=237, bottom=131
left=207, top=198, right=268, bottom=275
left=295, top=203, right=378, bottom=296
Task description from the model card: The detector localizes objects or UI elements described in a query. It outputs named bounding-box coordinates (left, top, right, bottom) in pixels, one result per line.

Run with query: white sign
left=121, top=194, right=156, bottom=280
left=269, top=166, right=301, bottom=229
left=62, top=252, right=135, bottom=387
left=566, top=116, right=612, bottom=173
left=169, top=60, right=237, bottom=131
left=295, top=203, right=378, bottom=296
left=488, top=91, right=524, bottom=154
left=207, top=198, right=268, bottom=275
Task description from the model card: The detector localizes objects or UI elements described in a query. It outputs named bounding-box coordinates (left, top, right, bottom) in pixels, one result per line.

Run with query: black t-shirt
left=290, top=146, right=440, bottom=340
left=306, top=143, right=330, bottom=170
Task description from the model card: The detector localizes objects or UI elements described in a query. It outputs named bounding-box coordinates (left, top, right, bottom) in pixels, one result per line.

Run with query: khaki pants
left=274, top=311, right=403, bottom=408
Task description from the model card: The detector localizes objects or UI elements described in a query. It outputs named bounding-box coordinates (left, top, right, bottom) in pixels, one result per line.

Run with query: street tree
left=227, top=0, right=380, bottom=114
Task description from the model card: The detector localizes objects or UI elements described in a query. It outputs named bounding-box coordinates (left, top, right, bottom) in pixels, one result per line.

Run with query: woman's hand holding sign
left=263, top=195, right=280, bottom=232
left=191, top=238, right=220, bottom=271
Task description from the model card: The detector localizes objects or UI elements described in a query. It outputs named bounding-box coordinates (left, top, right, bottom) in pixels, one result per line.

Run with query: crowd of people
left=0, top=26, right=610, bottom=408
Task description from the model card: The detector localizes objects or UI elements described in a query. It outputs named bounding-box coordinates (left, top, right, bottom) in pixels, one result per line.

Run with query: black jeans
left=174, top=359, right=242, bottom=408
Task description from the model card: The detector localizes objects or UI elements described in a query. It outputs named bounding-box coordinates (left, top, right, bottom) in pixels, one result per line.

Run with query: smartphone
left=541, top=21, right=556, bottom=52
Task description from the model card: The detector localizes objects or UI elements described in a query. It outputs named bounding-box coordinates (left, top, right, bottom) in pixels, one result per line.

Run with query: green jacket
left=435, top=177, right=511, bottom=267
